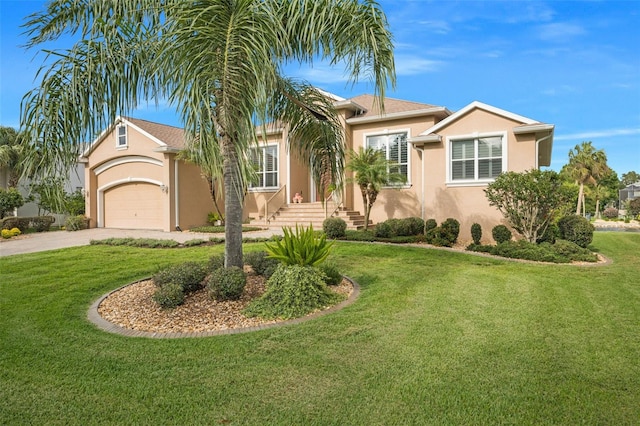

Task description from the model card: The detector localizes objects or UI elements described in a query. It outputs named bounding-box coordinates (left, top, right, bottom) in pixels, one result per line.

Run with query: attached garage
left=103, top=182, right=163, bottom=230
left=82, top=116, right=214, bottom=232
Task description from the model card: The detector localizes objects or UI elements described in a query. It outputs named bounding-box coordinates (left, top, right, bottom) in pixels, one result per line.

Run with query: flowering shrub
left=602, top=207, right=619, bottom=219
left=1, top=227, right=21, bottom=239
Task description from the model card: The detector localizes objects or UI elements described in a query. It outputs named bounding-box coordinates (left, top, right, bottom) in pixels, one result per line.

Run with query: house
left=81, top=117, right=213, bottom=231
left=245, top=94, right=554, bottom=241
left=82, top=94, right=554, bottom=241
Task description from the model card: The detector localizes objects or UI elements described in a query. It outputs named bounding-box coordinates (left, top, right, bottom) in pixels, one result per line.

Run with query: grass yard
left=1, top=233, right=639, bottom=425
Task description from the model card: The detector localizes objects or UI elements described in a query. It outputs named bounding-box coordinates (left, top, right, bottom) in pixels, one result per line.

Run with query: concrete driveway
left=0, top=227, right=281, bottom=257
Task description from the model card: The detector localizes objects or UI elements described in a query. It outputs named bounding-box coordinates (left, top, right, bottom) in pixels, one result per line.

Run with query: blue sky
left=1, top=0, right=639, bottom=176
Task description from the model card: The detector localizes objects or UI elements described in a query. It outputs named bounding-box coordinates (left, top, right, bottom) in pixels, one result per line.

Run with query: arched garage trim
left=94, top=156, right=163, bottom=176
left=97, top=178, right=164, bottom=228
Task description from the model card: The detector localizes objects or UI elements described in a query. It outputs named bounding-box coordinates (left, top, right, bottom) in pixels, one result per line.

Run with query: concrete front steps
left=249, top=202, right=370, bottom=230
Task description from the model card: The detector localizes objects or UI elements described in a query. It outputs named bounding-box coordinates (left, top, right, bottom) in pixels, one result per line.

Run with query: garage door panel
left=104, top=183, right=163, bottom=229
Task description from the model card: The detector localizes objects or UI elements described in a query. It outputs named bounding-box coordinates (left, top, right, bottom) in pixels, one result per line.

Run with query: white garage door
left=104, top=182, right=163, bottom=230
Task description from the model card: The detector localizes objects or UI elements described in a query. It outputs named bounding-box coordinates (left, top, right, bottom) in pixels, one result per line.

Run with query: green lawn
left=1, top=233, right=639, bottom=425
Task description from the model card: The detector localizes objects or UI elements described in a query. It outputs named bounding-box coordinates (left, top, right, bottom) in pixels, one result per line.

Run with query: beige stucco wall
left=176, top=160, right=214, bottom=230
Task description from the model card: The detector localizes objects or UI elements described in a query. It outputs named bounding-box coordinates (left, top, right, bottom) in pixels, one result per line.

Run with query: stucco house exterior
left=81, top=117, right=213, bottom=232
left=82, top=94, right=554, bottom=240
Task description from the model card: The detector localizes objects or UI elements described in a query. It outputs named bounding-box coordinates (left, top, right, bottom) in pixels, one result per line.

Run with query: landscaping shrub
left=207, top=266, right=246, bottom=301
left=425, top=227, right=447, bottom=247
left=424, top=218, right=437, bottom=232
left=404, top=217, right=425, bottom=236
left=152, top=282, right=185, bottom=309
left=602, top=207, right=619, bottom=219
left=244, top=250, right=279, bottom=276
left=1, top=217, right=30, bottom=232
left=65, top=215, right=88, bottom=231
left=152, top=262, right=207, bottom=293
left=557, top=215, right=594, bottom=248
left=0, top=188, right=25, bottom=218
left=244, top=264, right=342, bottom=320
left=183, top=239, right=206, bottom=247
left=441, top=218, right=460, bottom=245
left=491, top=240, right=563, bottom=263
left=316, top=261, right=343, bottom=286
left=1, top=227, right=21, bottom=239
left=471, top=223, right=482, bottom=245
left=265, top=225, right=333, bottom=266
left=465, top=243, right=494, bottom=253
left=207, top=254, right=225, bottom=272
left=551, top=239, right=598, bottom=262
left=31, top=216, right=55, bottom=232
left=323, top=217, right=347, bottom=239
left=492, top=225, right=512, bottom=244
left=628, top=198, right=640, bottom=216
left=374, top=220, right=393, bottom=238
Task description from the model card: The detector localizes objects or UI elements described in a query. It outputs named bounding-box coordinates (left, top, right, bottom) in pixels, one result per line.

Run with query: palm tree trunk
left=576, top=183, right=584, bottom=215
left=221, top=135, right=244, bottom=268
left=360, top=186, right=370, bottom=231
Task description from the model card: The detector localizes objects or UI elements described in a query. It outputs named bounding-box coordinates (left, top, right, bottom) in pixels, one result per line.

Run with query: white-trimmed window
left=365, top=131, right=409, bottom=182
left=116, top=124, right=128, bottom=148
left=448, top=134, right=504, bottom=183
left=249, top=145, right=278, bottom=189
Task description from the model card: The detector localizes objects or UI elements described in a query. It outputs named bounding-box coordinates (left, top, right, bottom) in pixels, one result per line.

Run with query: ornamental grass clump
left=264, top=224, right=332, bottom=267
left=243, top=264, right=343, bottom=320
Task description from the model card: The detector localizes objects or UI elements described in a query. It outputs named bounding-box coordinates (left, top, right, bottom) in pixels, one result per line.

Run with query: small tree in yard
left=347, top=147, right=405, bottom=231
left=485, top=169, right=571, bottom=243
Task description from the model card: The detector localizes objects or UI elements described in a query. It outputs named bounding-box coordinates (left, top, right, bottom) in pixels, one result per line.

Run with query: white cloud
left=395, top=55, right=445, bottom=75
left=417, top=20, right=451, bottom=34
left=537, top=22, right=586, bottom=42
left=555, top=128, right=640, bottom=141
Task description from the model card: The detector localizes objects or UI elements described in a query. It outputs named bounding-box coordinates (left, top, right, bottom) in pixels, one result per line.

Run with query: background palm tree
left=20, top=0, right=395, bottom=267
left=0, top=126, right=25, bottom=188
left=565, top=141, right=610, bottom=216
left=347, top=147, right=405, bottom=230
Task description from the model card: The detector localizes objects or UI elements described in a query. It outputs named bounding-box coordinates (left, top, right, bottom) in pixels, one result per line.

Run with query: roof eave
left=346, top=107, right=452, bottom=124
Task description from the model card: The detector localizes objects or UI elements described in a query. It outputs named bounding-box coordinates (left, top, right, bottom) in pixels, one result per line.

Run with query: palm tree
left=566, top=141, right=610, bottom=216
left=588, top=184, right=610, bottom=218
left=0, top=126, right=24, bottom=188
left=20, top=0, right=395, bottom=267
left=347, top=147, right=405, bottom=230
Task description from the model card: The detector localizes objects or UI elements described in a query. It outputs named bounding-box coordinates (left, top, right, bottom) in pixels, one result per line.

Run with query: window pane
left=366, top=135, right=387, bottom=152
left=478, top=136, right=501, bottom=158
left=265, top=172, right=277, bottom=187
left=452, top=140, right=473, bottom=160
left=479, top=158, right=502, bottom=178
left=452, top=159, right=474, bottom=180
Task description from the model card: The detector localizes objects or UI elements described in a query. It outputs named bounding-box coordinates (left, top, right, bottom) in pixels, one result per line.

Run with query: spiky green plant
left=264, top=225, right=332, bottom=266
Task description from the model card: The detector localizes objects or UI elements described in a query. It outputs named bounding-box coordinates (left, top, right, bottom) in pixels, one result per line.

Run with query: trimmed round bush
left=536, top=223, right=558, bottom=244
left=316, top=262, right=343, bottom=286
left=471, top=223, right=482, bottom=245
left=425, top=219, right=437, bottom=232
left=404, top=217, right=425, bottom=236
left=323, top=217, right=347, bottom=239
left=492, top=225, right=512, bottom=244
left=153, top=262, right=207, bottom=293
left=243, top=264, right=342, bottom=320
left=557, top=215, right=594, bottom=248
left=152, top=282, right=185, bottom=308
left=602, top=207, right=619, bottom=219
left=374, top=221, right=393, bottom=238
left=441, top=218, right=460, bottom=245
left=207, top=266, right=247, bottom=301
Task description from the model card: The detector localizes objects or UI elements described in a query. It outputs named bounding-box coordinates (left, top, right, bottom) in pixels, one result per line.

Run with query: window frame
left=445, top=131, right=508, bottom=186
left=247, top=144, right=279, bottom=191
left=363, top=129, right=411, bottom=187
left=116, top=124, right=128, bottom=149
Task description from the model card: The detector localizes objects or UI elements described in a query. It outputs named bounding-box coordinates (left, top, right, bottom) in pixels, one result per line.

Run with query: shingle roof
left=346, top=94, right=441, bottom=117
left=125, top=117, right=185, bottom=149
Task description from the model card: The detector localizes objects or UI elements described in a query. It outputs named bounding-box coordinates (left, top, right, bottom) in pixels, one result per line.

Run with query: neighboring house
left=81, top=117, right=213, bottom=231
left=83, top=94, right=554, bottom=240
left=1, top=162, right=84, bottom=224
left=620, top=181, right=640, bottom=203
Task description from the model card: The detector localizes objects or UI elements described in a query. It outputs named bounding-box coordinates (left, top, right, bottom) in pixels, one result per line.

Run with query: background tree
left=0, top=126, right=25, bottom=188
left=621, top=171, right=640, bottom=186
left=346, top=147, right=405, bottom=231
left=21, top=0, right=395, bottom=268
left=484, top=169, right=571, bottom=243
left=564, top=141, right=610, bottom=216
